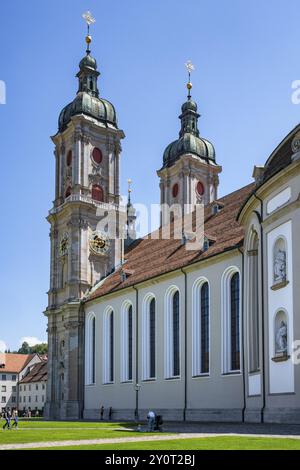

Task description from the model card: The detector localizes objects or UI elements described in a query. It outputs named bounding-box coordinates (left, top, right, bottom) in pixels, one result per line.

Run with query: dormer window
left=203, top=236, right=210, bottom=252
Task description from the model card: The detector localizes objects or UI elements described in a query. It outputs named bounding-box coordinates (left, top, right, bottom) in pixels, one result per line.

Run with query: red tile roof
left=0, top=354, right=35, bottom=373
left=87, top=183, right=255, bottom=301
left=19, top=361, right=47, bottom=384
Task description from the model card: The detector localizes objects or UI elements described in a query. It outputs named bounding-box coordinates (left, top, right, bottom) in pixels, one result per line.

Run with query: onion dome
left=162, top=86, right=216, bottom=168
left=58, top=46, right=118, bottom=131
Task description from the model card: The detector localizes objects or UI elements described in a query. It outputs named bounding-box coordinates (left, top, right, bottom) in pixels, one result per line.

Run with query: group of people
left=1, top=408, right=18, bottom=430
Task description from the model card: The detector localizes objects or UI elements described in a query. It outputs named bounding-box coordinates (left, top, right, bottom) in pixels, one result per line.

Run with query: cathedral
left=44, top=22, right=300, bottom=423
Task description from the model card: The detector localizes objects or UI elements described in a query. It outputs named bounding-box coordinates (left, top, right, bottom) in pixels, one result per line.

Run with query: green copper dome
left=163, top=133, right=215, bottom=167
left=162, top=96, right=216, bottom=168
left=58, top=51, right=118, bottom=132
left=59, top=94, right=117, bottom=132
left=79, top=53, right=97, bottom=70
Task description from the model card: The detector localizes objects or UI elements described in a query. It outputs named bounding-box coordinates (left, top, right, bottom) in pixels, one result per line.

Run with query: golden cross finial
left=185, top=60, right=195, bottom=99
left=82, top=11, right=96, bottom=51
left=127, top=179, right=133, bottom=204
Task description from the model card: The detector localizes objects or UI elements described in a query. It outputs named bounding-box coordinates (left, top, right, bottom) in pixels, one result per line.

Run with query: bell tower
left=44, top=12, right=125, bottom=419
left=158, top=62, right=222, bottom=226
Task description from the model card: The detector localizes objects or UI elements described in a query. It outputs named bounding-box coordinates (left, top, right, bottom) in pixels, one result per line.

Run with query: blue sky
left=1, top=0, right=300, bottom=350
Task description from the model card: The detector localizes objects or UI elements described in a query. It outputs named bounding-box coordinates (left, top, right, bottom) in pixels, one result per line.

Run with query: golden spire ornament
left=185, top=60, right=195, bottom=99
left=82, top=11, right=96, bottom=52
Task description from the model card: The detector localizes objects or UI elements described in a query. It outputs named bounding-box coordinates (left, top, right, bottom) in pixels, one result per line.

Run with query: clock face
left=59, top=233, right=69, bottom=256
left=89, top=231, right=110, bottom=255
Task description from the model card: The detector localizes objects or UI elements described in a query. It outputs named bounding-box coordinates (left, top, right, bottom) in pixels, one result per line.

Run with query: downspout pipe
left=180, top=267, right=188, bottom=422
left=253, top=194, right=266, bottom=424
left=238, top=246, right=246, bottom=423
left=132, top=285, right=139, bottom=422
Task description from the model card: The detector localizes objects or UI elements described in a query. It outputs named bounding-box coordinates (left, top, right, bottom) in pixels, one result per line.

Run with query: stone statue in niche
left=275, top=320, right=288, bottom=355
left=274, top=249, right=287, bottom=283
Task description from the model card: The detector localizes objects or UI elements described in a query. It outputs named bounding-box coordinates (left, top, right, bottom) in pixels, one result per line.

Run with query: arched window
left=92, top=184, right=104, bottom=202
left=142, top=295, right=156, bottom=380
left=231, top=273, right=240, bottom=371
left=65, top=186, right=71, bottom=199
left=192, top=279, right=210, bottom=376
left=164, top=287, right=180, bottom=378
left=66, top=150, right=72, bottom=167
left=222, top=267, right=241, bottom=374
left=121, top=302, right=133, bottom=382
left=103, top=308, right=114, bottom=384
left=247, top=230, right=260, bottom=373
left=85, top=313, right=96, bottom=385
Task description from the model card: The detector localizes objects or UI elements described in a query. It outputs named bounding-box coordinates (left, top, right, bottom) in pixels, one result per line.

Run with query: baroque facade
left=44, top=38, right=300, bottom=423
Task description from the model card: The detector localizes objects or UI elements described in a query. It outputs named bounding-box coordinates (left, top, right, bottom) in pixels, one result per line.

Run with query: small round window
left=92, top=147, right=103, bottom=164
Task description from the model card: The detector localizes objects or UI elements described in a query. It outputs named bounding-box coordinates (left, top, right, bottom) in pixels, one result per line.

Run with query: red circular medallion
left=172, top=183, right=179, bottom=198
left=196, top=181, right=205, bottom=196
left=92, top=147, right=103, bottom=164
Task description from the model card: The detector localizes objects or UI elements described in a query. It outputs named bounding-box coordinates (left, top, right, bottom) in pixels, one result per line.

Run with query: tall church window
left=85, top=313, right=96, bottom=385
left=121, top=302, right=133, bottom=382
left=173, top=291, right=180, bottom=376
left=192, top=279, right=210, bottom=377
left=247, top=231, right=260, bottom=373
left=221, top=267, right=241, bottom=374
left=142, top=295, right=156, bottom=380
left=230, top=273, right=240, bottom=371
left=103, top=308, right=114, bottom=384
left=92, top=184, right=104, bottom=202
left=164, top=287, right=180, bottom=379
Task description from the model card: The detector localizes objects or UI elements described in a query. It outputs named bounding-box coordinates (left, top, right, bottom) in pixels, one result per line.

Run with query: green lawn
left=0, top=420, right=144, bottom=444
left=2, top=420, right=300, bottom=450
left=30, top=436, right=300, bottom=451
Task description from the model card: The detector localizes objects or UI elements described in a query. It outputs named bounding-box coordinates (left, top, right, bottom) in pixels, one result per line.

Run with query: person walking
left=2, top=409, right=11, bottom=430
left=108, top=406, right=113, bottom=421
left=147, top=410, right=156, bottom=432
left=100, top=405, right=104, bottom=420
left=11, top=410, right=18, bottom=430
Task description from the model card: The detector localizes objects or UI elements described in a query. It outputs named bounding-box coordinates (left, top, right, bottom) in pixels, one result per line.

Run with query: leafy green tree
left=18, top=342, right=30, bottom=354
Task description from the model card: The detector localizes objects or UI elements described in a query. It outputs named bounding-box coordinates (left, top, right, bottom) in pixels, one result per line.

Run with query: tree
left=17, top=342, right=48, bottom=355
left=18, top=342, right=30, bottom=354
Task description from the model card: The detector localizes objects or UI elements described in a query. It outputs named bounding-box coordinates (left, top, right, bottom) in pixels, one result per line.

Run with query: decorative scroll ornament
left=89, top=230, right=110, bottom=255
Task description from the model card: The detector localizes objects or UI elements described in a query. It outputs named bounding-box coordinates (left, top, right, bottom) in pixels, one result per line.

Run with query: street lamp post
left=134, top=383, right=141, bottom=423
